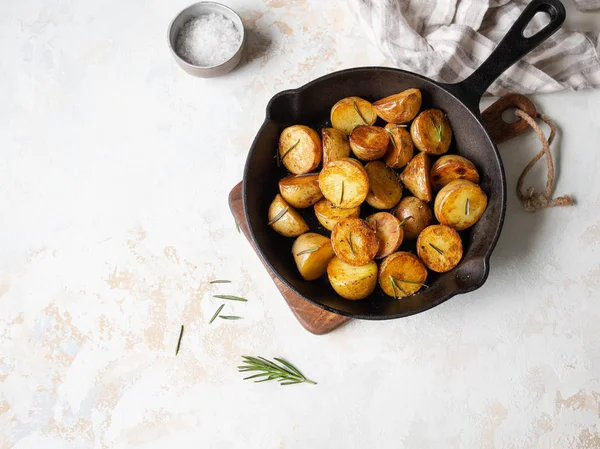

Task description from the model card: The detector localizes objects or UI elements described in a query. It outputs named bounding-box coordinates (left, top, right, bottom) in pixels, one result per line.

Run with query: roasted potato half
left=331, top=217, right=380, bottom=266
left=268, top=194, right=309, bottom=237
left=393, top=196, right=434, bottom=240
left=416, top=225, right=463, bottom=273
left=384, top=124, right=414, bottom=169
left=366, top=212, right=403, bottom=259
left=292, top=233, right=336, bottom=280
left=322, top=127, right=351, bottom=167
left=410, top=109, right=453, bottom=155
left=373, top=88, right=422, bottom=124
left=330, top=96, right=377, bottom=135
left=378, top=252, right=428, bottom=298
left=434, top=179, right=488, bottom=231
left=327, top=257, right=378, bottom=300
left=278, top=173, right=323, bottom=208
left=430, top=155, right=480, bottom=191
left=349, top=126, right=389, bottom=161
left=279, top=125, right=322, bottom=174
left=318, top=158, right=369, bottom=208
left=400, top=152, right=433, bottom=202
left=314, top=199, right=360, bottom=231
left=365, top=161, right=402, bottom=210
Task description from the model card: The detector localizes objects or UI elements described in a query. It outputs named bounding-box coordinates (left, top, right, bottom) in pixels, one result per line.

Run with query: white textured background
left=1, top=0, right=599, bottom=448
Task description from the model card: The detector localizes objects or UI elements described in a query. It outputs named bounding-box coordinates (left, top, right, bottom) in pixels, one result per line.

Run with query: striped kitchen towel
left=349, top=0, right=600, bottom=96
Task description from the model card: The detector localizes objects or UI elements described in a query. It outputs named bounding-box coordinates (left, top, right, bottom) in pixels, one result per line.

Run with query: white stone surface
left=1, top=0, right=599, bottom=448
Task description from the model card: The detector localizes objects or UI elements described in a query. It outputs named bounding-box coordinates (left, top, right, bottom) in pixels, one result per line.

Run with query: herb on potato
left=268, top=206, right=289, bottom=226
left=428, top=243, right=444, bottom=255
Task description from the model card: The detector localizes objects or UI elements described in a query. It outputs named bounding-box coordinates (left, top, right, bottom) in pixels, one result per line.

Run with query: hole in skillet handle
left=522, top=10, right=553, bottom=38
left=481, top=94, right=537, bottom=145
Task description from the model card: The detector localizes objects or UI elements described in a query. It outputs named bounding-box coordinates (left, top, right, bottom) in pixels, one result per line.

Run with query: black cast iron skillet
left=243, top=0, right=566, bottom=320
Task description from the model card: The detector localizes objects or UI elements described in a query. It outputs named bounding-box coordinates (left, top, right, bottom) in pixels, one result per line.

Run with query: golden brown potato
left=292, top=233, right=336, bottom=280
left=279, top=125, right=322, bottom=174
left=364, top=161, right=402, bottom=210
left=410, top=109, right=453, bottom=155
left=321, top=127, right=351, bottom=167
left=399, top=152, right=433, bottom=202
left=384, top=124, right=414, bottom=169
left=373, top=88, right=422, bottom=124
left=430, top=154, right=480, bottom=191
left=378, top=252, right=428, bottom=298
left=268, top=194, right=309, bottom=237
left=416, top=225, right=463, bottom=273
left=331, top=217, right=380, bottom=266
left=314, top=199, right=360, bottom=231
left=278, top=173, right=323, bottom=208
left=366, top=212, right=403, bottom=258
left=327, top=257, right=378, bottom=300
left=349, top=126, right=390, bottom=161
left=330, top=96, right=377, bottom=135
left=393, top=196, right=434, bottom=240
left=434, top=179, right=488, bottom=231
left=318, top=158, right=369, bottom=208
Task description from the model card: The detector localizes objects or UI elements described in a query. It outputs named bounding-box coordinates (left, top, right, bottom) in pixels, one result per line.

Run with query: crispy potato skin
left=292, top=233, right=335, bottom=280
left=410, top=109, right=453, bottom=155
left=393, top=196, right=434, bottom=240
left=416, top=225, right=463, bottom=273
left=378, top=251, right=428, bottom=298
left=364, top=161, right=403, bottom=210
left=366, top=212, right=403, bottom=258
left=384, top=124, right=414, bottom=169
left=331, top=217, right=380, bottom=266
left=430, top=155, right=480, bottom=191
left=318, top=158, right=369, bottom=208
left=327, top=257, right=378, bottom=300
left=373, top=89, right=422, bottom=124
left=400, top=152, right=433, bottom=202
left=279, top=125, right=322, bottom=174
left=279, top=174, right=323, bottom=208
left=321, top=127, right=351, bottom=167
left=349, top=126, right=390, bottom=161
left=268, top=194, right=309, bottom=237
left=314, top=199, right=361, bottom=231
left=330, top=97, right=377, bottom=135
left=434, top=179, right=488, bottom=231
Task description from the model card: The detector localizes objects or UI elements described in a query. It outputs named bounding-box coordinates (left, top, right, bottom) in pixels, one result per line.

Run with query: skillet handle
left=447, top=0, right=565, bottom=110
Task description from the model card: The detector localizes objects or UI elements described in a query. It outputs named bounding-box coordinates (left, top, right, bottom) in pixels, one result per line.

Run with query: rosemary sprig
left=431, top=116, right=443, bottom=142
left=210, top=279, right=232, bottom=284
left=389, top=275, right=407, bottom=299
left=295, top=247, right=320, bottom=256
left=465, top=198, right=470, bottom=216
left=429, top=243, right=444, bottom=255
left=340, top=180, right=345, bottom=205
left=268, top=207, right=289, bottom=226
left=353, top=100, right=368, bottom=125
left=219, top=315, right=243, bottom=320
left=346, top=233, right=355, bottom=255
left=213, top=294, right=248, bottom=302
left=235, top=221, right=241, bottom=233
left=295, top=172, right=317, bottom=178
left=281, top=139, right=300, bottom=162
left=398, top=216, right=413, bottom=228
left=238, top=356, right=317, bottom=385
left=209, top=304, right=225, bottom=324
left=175, top=325, right=184, bottom=356
left=397, top=279, right=429, bottom=288
left=386, top=129, right=398, bottom=150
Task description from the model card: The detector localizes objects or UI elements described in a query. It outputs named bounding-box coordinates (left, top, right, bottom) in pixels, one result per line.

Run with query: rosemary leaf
left=210, top=279, right=232, bottom=284
left=396, top=279, right=429, bottom=288
left=353, top=100, right=368, bottom=125
left=389, top=275, right=407, bottom=299
left=340, top=180, right=345, bottom=205
left=347, top=234, right=355, bottom=255
left=213, top=294, right=248, bottom=302
left=209, top=304, right=225, bottom=324
left=386, top=128, right=398, bottom=150
left=268, top=207, right=289, bottom=226
left=465, top=198, right=470, bottom=216
left=238, top=356, right=316, bottom=385
left=398, top=216, right=413, bottom=228
left=219, top=315, right=243, bottom=320
left=175, top=325, right=184, bottom=356
left=295, top=172, right=317, bottom=178
left=281, top=139, right=300, bottom=162
left=235, top=221, right=241, bottom=233
left=295, top=247, right=320, bottom=256
left=429, top=243, right=444, bottom=255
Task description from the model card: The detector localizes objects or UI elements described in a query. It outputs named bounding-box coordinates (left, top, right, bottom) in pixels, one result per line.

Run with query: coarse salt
left=175, top=13, right=241, bottom=67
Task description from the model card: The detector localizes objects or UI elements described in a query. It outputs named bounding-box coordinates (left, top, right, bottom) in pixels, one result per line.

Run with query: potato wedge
left=366, top=212, right=403, bottom=258
left=373, top=88, right=422, bottom=124
left=330, top=96, right=377, bottom=135
left=278, top=173, right=323, bottom=209
left=327, top=257, right=378, bottom=300
left=416, top=225, right=463, bottom=273
left=318, top=158, right=369, bottom=208
left=434, top=179, right=488, bottom=231
left=410, top=109, right=452, bottom=155
left=365, top=161, right=402, bottom=210
left=331, top=217, right=379, bottom=266
left=430, top=154, right=480, bottom=191
left=314, top=199, right=360, bottom=231
left=292, top=233, right=336, bottom=280
left=378, top=251, right=428, bottom=298
left=399, top=152, right=433, bottom=202
left=393, top=196, right=434, bottom=240
left=322, top=127, right=351, bottom=167
left=279, top=125, right=322, bottom=174
left=384, top=124, right=414, bottom=169
left=268, top=194, right=309, bottom=237
left=349, top=126, right=389, bottom=161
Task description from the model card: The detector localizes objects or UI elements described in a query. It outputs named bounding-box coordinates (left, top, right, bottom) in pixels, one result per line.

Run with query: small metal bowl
left=168, top=2, right=245, bottom=78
